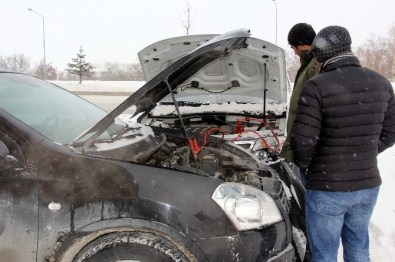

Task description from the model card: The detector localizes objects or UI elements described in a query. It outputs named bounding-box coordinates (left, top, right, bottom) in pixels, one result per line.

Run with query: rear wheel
left=73, top=231, right=193, bottom=262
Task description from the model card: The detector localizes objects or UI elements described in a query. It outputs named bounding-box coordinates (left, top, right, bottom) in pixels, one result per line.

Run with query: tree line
left=2, top=24, right=394, bottom=83
left=0, top=3, right=191, bottom=83
left=0, top=47, right=144, bottom=82
left=287, top=24, right=395, bottom=82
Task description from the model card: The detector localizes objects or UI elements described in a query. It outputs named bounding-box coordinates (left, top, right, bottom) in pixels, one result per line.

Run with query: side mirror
left=0, top=140, right=18, bottom=171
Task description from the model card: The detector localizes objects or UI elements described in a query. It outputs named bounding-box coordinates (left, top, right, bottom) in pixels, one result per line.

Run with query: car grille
left=249, top=175, right=290, bottom=214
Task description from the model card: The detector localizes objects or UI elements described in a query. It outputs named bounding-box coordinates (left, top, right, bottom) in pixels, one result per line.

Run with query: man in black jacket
left=291, top=25, right=395, bottom=261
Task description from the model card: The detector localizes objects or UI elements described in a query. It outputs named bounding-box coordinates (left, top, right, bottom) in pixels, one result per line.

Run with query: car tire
left=71, top=231, right=193, bottom=262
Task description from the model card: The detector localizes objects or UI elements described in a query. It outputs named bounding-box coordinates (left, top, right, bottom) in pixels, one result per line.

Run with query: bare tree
left=66, top=46, right=95, bottom=83
left=58, top=69, right=78, bottom=81
left=356, top=36, right=391, bottom=79
left=128, top=63, right=144, bottom=81
left=98, top=62, right=144, bottom=81
left=356, top=38, right=379, bottom=71
left=180, top=2, right=194, bottom=35
left=387, top=25, right=395, bottom=80
left=32, top=60, right=57, bottom=80
left=0, top=53, right=31, bottom=73
left=285, top=50, right=300, bottom=83
left=100, top=62, right=123, bottom=81
left=355, top=24, right=395, bottom=80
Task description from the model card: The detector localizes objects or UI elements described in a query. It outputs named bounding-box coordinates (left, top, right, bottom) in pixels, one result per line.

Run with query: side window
left=0, top=132, right=26, bottom=171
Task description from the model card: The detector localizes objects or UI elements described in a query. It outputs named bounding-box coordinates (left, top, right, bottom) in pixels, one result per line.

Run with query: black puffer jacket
left=291, top=55, right=395, bottom=191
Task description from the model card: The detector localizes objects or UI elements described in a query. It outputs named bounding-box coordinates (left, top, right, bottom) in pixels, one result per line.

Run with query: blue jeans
left=305, top=187, right=379, bottom=262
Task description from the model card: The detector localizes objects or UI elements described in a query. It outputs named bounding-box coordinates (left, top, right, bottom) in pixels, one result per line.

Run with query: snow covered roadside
left=51, top=80, right=145, bottom=94
left=338, top=146, right=395, bottom=262
left=369, top=146, right=395, bottom=261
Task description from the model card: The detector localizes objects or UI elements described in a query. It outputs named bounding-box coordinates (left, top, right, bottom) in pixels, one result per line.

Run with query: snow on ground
left=56, top=80, right=395, bottom=261
left=369, top=146, right=395, bottom=261
left=51, top=80, right=145, bottom=93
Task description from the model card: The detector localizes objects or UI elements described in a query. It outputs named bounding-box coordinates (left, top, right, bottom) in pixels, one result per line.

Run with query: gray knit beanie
left=310, top=25, right=352, bottom=63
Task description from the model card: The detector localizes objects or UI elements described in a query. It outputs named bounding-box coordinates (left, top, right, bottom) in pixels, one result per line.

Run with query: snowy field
left=51, top=80, right=145, bottom=112
left=54, top=80, right=395, bottom=261
left=370, top=147, right=395, bottom=261
left=51, top=80, right=145, bottom=93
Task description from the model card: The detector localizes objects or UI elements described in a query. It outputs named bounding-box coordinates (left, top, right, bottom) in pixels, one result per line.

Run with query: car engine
left=88, top=116, right=286, bottom=187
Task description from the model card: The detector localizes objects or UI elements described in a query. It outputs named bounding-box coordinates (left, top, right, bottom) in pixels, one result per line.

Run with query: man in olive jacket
left=291, top=25, right=395, bottom=261
left=281, top=23, right=319, bottom=167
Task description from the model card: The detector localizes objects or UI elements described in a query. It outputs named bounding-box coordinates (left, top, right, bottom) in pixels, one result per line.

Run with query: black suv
left=0, top=29, right=306, bottom=261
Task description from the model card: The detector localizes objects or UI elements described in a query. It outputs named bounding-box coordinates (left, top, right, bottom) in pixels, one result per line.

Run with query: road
left=81, top=95, right=132, bottom=113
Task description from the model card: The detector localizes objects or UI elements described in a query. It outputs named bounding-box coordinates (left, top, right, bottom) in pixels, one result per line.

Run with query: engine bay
left=88, top=114, right=287, bottom=188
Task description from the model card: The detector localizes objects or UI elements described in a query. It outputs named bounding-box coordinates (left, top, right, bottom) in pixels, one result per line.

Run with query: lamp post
left=28, top=8, right=47, bottom=81
left=272, top=0, right=278, bottom=45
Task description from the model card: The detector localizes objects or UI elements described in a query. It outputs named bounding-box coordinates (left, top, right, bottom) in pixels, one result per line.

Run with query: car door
left=0, top=130, right=38, bottom=261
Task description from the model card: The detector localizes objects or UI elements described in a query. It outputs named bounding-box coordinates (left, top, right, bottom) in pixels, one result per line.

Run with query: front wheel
left=73, top=231, right=194, bottom=262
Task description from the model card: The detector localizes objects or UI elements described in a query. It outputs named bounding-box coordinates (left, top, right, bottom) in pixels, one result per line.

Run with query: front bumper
left=194, top=221, right=295, bottom=261
left=266, top=244, right=295, bottom=262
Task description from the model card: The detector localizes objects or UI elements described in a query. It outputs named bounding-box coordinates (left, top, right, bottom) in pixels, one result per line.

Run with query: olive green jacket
left=280, top=51, right=318, bottom=162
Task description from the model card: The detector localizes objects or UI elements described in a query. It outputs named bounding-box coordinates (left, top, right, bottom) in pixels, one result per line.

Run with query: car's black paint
left=0, top=29, right=300, bottom=261
left=0, top=114, right=290, bottom=261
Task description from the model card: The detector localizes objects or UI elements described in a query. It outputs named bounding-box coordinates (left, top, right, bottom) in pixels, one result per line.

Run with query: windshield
left=0, top=72, right=108, bottom=145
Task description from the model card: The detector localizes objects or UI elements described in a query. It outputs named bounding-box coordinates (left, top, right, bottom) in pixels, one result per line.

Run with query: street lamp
left=28, top=8, right=47, bottom=81
left=272, top=0, right=278, bottom=45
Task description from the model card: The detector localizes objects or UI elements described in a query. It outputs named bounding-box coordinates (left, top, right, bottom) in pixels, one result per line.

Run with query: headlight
left=211, top=182, right=283, bottom=231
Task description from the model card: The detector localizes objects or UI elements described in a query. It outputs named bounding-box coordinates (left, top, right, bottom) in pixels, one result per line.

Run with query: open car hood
left=138, top=29, right=288, bottom=112
left=78, top=29, right=289, bottom=144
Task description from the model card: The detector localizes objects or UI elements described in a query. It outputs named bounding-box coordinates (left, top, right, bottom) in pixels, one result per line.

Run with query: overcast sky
left=1, top=0, right=395, bottom=69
